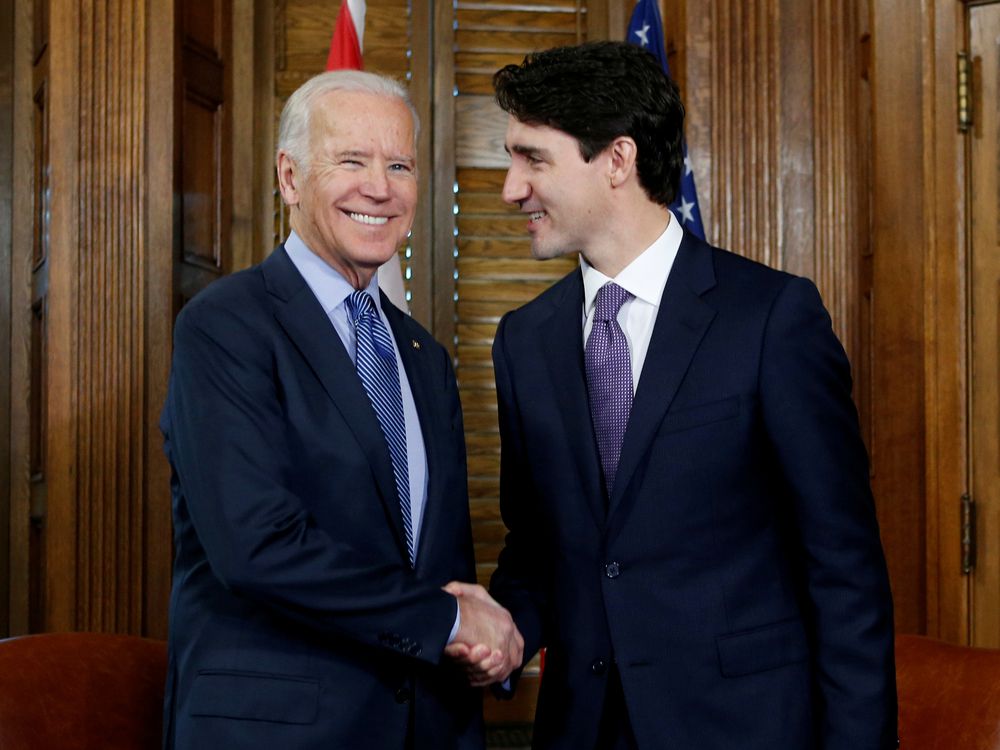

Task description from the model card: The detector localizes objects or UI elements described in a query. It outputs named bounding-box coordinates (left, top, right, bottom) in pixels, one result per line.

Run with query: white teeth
left=529, top=211, right=546, bottom=221
left=349, top=212, right=388, bottom=226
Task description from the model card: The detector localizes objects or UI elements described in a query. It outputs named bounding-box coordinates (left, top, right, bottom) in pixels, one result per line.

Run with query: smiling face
left=278, top=89, right=417, bottom=287
left=501, top=116, right=611, bottom=261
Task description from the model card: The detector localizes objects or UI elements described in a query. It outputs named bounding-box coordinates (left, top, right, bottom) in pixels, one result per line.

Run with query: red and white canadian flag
left=325, top=0, right=365, bottom=71
left=324, top=0, right=410, bottom=312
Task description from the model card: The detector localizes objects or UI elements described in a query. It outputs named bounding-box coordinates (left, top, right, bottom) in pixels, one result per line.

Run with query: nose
left=501, top=164, right=529, bottom=205
left=360, top=165, right=391, bottom=200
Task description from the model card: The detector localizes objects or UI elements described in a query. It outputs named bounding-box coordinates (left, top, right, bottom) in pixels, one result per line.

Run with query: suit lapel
left=609, top=233, right=718, bottom=517
left=261, top=247, right=410, bottom=560
left=539, top=272, right=607, bottom=530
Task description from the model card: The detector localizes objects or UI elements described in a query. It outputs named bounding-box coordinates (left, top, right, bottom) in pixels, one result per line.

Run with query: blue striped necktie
left=345, top=290, right=414, bottom=565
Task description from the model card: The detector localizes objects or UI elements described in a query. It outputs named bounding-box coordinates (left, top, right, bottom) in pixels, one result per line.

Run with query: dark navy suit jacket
left=161, top=246, right=483, bottom=749
left=490, top=233, right=896, bottom=749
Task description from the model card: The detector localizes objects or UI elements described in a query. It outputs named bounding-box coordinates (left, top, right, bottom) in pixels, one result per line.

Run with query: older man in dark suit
left=160, top=70, right=521, bottom=750
left=481, top=42, right=897, bottom=750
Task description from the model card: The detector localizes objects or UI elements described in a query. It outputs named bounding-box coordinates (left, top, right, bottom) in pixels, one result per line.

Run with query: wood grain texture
left=970, top=2, right=1000, bottom=648
left=922, top=0, right=966, bottom=646
left=72, top=0, right=149, bottom=632
left=684, top=0, right=867, bottom=366
left=7, top=0, right=35, bottom=637
left=455, top=95, right=509, bottom=168
left=869, top=0, right=928, bottom=635
left=143, top=0, right=178, bottom=641
left=44, top=0, right=81, bottom=631
left=432, top=0, right=458, bottom=351
left=811, top=0, right=863, bottom=393
left=0, top=0, right=13, bottom=637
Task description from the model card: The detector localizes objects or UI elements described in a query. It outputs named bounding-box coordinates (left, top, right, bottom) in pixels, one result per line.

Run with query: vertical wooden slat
left=144, top=0, right=177, bottom=640
left=869, top=0, right=928, bottom=634
left=408, top=0, right=433, bottom=324
left=0, top=0, right=13, bottom=638
left=45, top=0, right=80, bottom=631
left=432, top=0, right=457, bottom=353
left=922, top=0, right=966, bottom=646
left=71, top=0, right=147, bottom=632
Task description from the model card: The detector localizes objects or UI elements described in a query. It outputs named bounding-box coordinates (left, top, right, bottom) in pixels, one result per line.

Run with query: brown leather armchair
left=897, top=633, right=1000, bottom=749
left=0, top=632, right=167, bottom=749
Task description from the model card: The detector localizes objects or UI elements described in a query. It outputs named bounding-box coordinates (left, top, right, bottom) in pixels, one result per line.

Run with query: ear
left=276, top=151, right=301, bottom=206
left=607, top=136, right=638, bottom=188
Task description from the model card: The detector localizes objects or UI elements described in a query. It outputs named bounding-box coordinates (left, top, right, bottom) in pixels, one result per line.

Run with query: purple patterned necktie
left=585, top=282, right=634, bottom=498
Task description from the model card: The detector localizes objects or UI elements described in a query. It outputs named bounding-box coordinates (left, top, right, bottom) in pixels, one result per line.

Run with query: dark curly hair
left=493, top=41, right=685, bottom=207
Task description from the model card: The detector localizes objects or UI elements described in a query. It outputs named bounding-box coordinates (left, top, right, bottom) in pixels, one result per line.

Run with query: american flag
left=627, top=0, right=706, bottom=240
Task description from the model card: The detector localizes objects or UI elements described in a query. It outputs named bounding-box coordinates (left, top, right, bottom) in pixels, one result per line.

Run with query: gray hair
left=276, top=70, right=420, bottom=173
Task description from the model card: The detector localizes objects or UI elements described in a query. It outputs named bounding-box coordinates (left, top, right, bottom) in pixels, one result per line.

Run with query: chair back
left=897, top=633, right=1000, bottom=749
left=0, top=632, right=167, bottom=749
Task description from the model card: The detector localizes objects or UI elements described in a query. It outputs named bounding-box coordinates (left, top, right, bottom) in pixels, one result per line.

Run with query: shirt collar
left=284, top=230, right=383, bottom=314
left=581, top=209, right=683, bottom=317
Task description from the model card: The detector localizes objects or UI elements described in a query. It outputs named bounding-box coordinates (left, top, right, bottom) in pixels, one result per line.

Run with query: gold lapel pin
left=411, top=340, right=421, bottom=350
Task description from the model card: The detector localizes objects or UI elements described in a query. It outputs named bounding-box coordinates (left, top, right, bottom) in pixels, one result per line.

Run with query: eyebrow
left=507, top=144, right=548, bottom=161
left=335, top=150, right=415, bottom=165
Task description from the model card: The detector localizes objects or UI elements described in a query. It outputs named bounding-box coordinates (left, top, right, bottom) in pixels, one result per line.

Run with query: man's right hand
left=442, top=581, right=524, bottom=686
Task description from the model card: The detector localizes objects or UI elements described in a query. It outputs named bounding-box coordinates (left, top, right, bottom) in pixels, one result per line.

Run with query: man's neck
left=581, top=202, right=672, bottom=278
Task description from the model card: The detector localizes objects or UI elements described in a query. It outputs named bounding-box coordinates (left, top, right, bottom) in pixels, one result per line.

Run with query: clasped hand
left=442, top=581, right=524, bottom=687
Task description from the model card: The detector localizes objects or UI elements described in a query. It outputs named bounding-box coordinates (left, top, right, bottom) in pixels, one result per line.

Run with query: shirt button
left=605, top=561, right=621, bottom=579
left=590, top=659, right=607, bottom=676
left=394, top=687, right=412, bottom=704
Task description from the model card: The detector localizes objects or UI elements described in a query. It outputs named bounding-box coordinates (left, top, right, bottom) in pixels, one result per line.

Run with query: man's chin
left=529, top=242, right=568, bottom=261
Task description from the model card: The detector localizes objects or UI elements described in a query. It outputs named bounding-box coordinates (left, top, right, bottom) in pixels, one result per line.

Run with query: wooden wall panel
left=44, top=0, right=81, bottom=631
left=27, top=0, right=182, bottom=636
left=144, top=0, right=177, bottom=641
left=856, top=0, right=966, bottom=640
left=869, top=0, right=929, bottom=636
left=677, top=0, right=865, bottom=369
left=924, top=0, right=967, bottom=646
left=0, top=0, right=12, bottom=637
left=709, top=0, right=781, bottom=269
left=6, top=0, right=35, bottom=636
left=968, top=2, right=1000, bottom=647
left=53, top=0, right=150, bottom=632
left=177, top=0, right=232, bottom=305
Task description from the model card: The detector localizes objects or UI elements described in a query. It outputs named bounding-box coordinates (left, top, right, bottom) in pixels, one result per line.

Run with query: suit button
left=394, top=687, right=411, bottom=704
left=590, top=659, right=607, bottom=676
left=605, top=561, right=621, bottom=579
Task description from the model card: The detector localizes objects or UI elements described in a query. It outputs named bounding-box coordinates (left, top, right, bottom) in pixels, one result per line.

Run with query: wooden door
left=970, top=0, right=1000, bottom=647
left=177, top=0, right=234, bottom=307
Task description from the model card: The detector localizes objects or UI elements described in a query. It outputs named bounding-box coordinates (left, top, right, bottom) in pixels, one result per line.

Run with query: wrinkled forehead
left=310, top=90, right=416, bottom=149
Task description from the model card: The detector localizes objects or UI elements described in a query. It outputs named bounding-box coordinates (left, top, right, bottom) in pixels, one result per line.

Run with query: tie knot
left=593, top=283, right=632, bottom=323
left=345, top=290, right=377, bottom=325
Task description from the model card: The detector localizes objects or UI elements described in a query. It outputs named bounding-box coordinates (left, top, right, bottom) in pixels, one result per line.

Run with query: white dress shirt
left=581, top=210, right=683, bottom=391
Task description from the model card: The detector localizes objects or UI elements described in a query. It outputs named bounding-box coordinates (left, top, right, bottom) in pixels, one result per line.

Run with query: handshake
left=442, top=581, right=524, bottom=687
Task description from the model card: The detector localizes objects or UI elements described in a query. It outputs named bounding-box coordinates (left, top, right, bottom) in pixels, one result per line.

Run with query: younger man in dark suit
left=480, top=42, right=896, bottom=749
